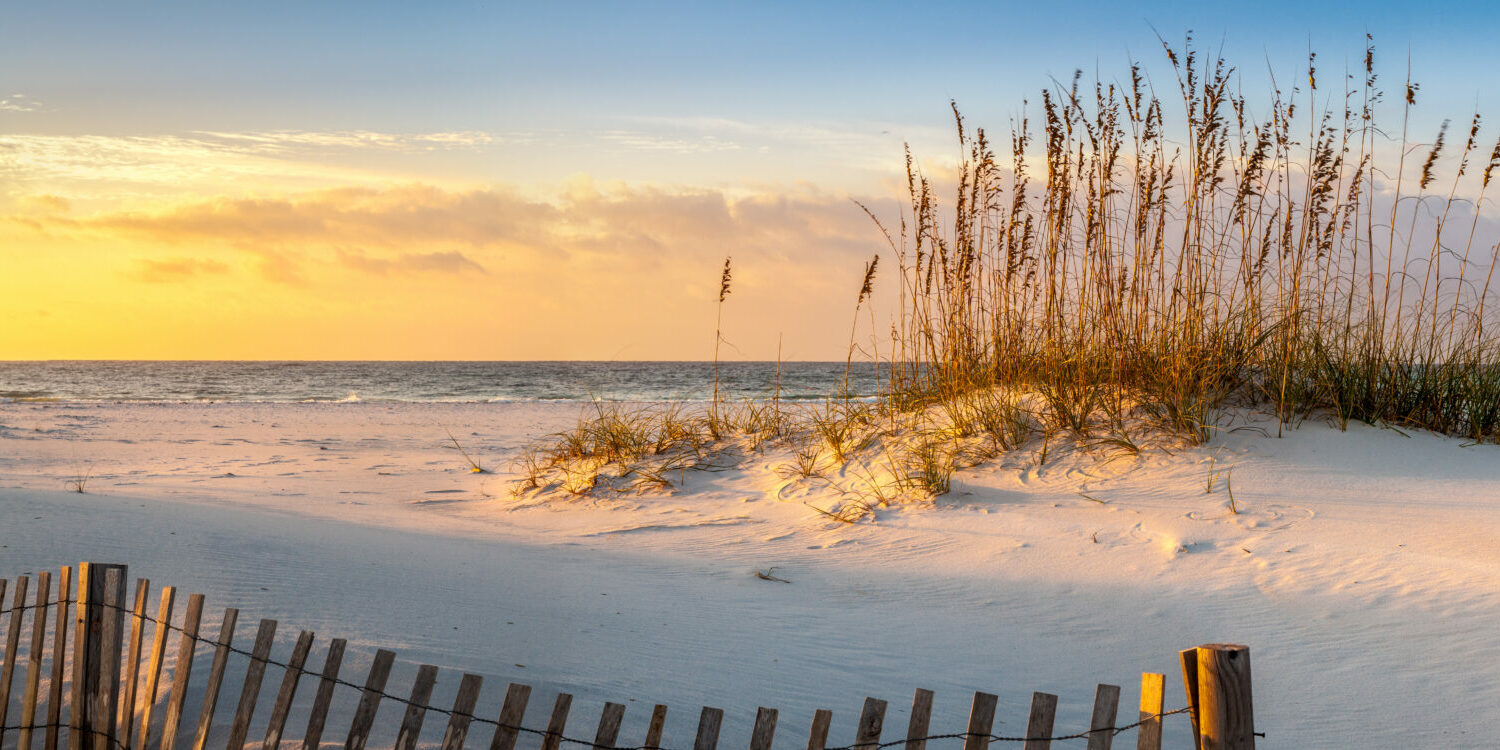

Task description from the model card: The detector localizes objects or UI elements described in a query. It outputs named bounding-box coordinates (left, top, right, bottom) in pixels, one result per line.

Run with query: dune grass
left=516, top=36, right=1500, bottom=511
left=880, top=34, right=1500, bottom=445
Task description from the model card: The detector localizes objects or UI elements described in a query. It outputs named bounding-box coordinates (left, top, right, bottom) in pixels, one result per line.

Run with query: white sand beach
left=2, top=400, right=1498, bottom=748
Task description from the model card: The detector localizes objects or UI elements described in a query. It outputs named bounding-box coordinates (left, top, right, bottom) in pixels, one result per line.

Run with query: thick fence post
left=75, top=563, right=128, bottom=750
left=1189, top=644, right=1254, bottom=750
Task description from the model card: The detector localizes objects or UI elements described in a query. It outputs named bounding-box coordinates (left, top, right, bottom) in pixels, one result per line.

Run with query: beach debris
left=754, top=567, right=791, bottom=584
left=445, top=427, right=489, bottom=473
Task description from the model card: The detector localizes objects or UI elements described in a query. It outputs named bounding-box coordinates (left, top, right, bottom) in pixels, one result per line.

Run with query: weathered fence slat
left=961, top=692, right=997, bottom=750
left=1179, top=649, right=1200, bottom=750
left=643, top=705, right=668, bottom=750
left=0, top=578, right=8, bottom=659
left=300, top=638, right=346, bottom=750
left=691, top=707, right=722, bottom=750
left=392, top=664, right=440, bottom=750
left=45, top=566, right=73, bottom=750
left=262, top=629, right=315, bottom=750
left=1, top=575, right=31, bottom=748
left=1136, top=673, right=1165, bottom=750
left=343, top=648, right=396, bottom=750
left=805, top=709, right=832, bottom=750
left=225, top=618, right=280, bottom=750
left=540, top=693, right=572, bottom=750
left=904, top=688, right=933, bottom=750
left=135, top=586, right=178, bottom=750
left=748, top=707, right=777, bottom=750
left=90, top=567, right=128, bottom=750
left=1085, top=684, right=1121, bottom=750
left=854, top=698, right=886, bottom=750
left=119, top=578, right=151, bottom=750
left=69, top=567, right=86, bottom=750
left=191, top=608, right=240, bottom=750
left=1022, top=692, right=1057, bottom=750
left=1195, top=644, right=1253, bottom=750
left=159, top=593, right=206, bottom=750
left=438, top=673, right=484, bottom=750
left=487, top=682, right=531, bottom=750
left=19, top=570, right=54, bottom=750
left=593, top=702, right=626, bottom=749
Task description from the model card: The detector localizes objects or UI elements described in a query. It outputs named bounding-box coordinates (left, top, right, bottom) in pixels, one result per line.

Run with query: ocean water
left=0, top=361, right=885, bottom=403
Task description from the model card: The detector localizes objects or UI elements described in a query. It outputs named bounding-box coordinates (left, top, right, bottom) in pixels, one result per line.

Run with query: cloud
left=190, top=130, right=498, bottom=152
left=11, top=180, right=902, bottom=302
left=597, top=131, right=743, bottom=154
left=618, top=115, right=951, bottom=170
left=40, top=180, right=897, bottom=255
left=0, top=134, right=357, bottom=189
left=14, top=194, right=70, bottom=214
left=70, top=185, right=561, bottom=250
left=0, top=179, right=914, bottom=358
left=337, top=249, right=487, bottom=275
left=0, top=95, right=38, bottom=112
left=129, top=257, right=230, bottom=283
left=0, top=130, right=507, bottom=193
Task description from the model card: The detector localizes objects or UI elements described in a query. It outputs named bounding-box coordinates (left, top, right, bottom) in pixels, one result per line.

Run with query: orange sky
left=0, top=166, right=907, bottom=360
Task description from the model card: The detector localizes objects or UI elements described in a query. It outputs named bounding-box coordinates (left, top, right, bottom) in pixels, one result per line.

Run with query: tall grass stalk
left=711, top=256, right=733, bottom=437
left=844, top=254, right=880, bottom=396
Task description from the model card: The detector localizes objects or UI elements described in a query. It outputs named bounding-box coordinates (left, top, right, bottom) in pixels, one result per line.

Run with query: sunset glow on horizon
left=5, top=0, right=1498, bottom=360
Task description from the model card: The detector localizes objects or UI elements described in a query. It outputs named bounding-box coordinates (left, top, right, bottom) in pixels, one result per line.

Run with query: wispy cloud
left=191, top=129, right=498, bottom=152
left=13, top=180, right=896, bottom=287
left=336, top=249, right=487, bottom=275
left=597, top=131, right=744, bottom=154
left=0, top=130, right=507, bottom=194
left=617, top=115, right=951, bottom=169
left=0, top=94, right=39, bottom=112
left=128, top=257, right=230, bottom=283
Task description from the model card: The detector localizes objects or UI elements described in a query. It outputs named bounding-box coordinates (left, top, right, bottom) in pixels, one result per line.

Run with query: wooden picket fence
left=0, top=563, right=1256, bottom=750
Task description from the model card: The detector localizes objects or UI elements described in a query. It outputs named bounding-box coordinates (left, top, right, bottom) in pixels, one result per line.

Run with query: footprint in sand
left=1186, top=504, right=1314, bottom=529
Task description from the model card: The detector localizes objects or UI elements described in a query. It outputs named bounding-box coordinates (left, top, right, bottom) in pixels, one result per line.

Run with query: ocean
left=0, top=361, right=885, bottom=403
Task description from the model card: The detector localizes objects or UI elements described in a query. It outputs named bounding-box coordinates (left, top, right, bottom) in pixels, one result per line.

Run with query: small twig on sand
left=754, top=567, right=791, bottom=584
left=445, top=428, right=489, bottom=473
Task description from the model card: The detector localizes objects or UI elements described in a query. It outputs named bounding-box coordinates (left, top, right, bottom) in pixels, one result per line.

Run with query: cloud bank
left=2, top=180, right=904, bottom=359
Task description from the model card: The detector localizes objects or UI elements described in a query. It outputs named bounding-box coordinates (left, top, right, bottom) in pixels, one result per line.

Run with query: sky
left=3, top=0, right=1498, bottom=360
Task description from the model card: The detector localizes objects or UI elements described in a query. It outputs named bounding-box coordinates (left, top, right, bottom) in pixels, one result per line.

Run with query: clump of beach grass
left=65, top=465, right=93, bottom=494
left=881, top=33, right=1500, bottom=447
left=516, top=35, right=1500, bottom=516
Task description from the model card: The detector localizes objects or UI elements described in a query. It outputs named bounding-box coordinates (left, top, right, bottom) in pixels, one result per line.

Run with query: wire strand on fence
left=1, top=593, right=1206, bottom=749
left=0, top=722, right=129, bottom=750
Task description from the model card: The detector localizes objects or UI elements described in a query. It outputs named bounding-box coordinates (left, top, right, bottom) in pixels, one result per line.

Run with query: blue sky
left=6, top=1, right=1493, bottom=134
